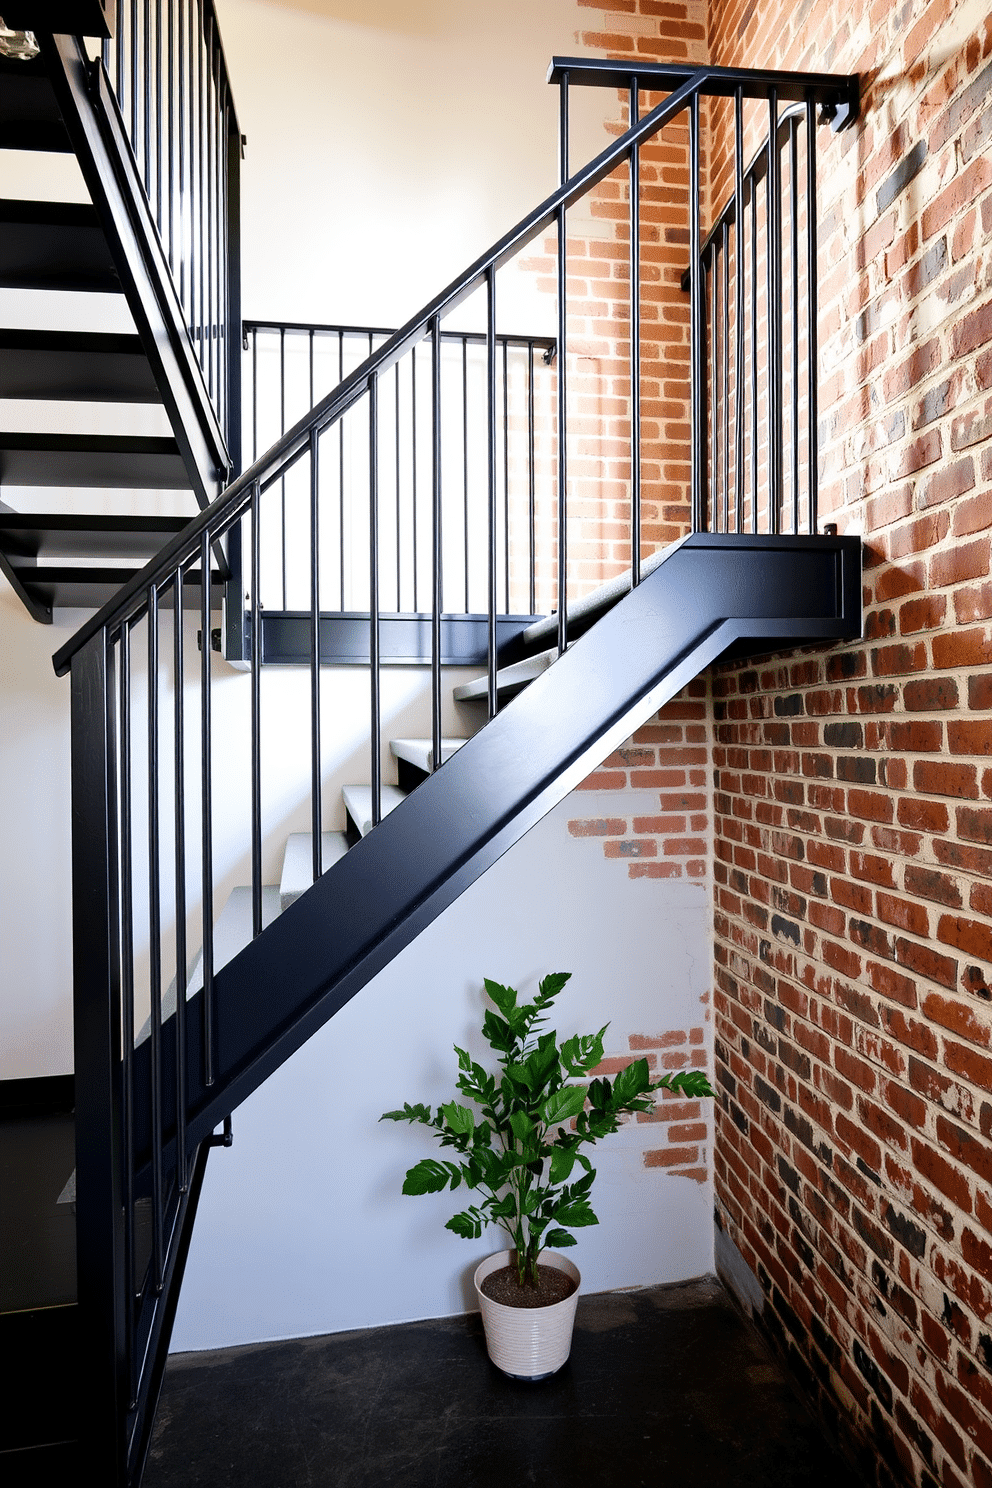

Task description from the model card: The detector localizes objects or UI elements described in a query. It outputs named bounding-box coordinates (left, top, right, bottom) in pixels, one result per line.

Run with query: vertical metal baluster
left=130, top=0, right=139, bottom=146
left=310, top=430, right=322, bottom=885
left=395, top=360, right=402, bottom=611
left=250, top=328, right=257, bottom=462
left=143, top=0, right=151, bottom=183
left=147, top=584, right=164, bottom=1293
left=172, top=569, right=187, bottom=1193
left=250, top=482, right=262, bottom=936
left=339, top=332, right=345, bottom=608
left=411, top=345, right=418, bottom=612
left=197, top=0, right=207, bottom=382
left=722, top=220, right=730, bottom=532
left=205, top=34, right=215, bottom=409
left=154, top=0, right=163, bottom=233
left=630, top=78, right=641, bottom=584
left=767, top=87, right=782, bottom=534
left=118, top=623, right=137, bottom=1398
left=689, top=91, right=704, bottom=532
left=219, top=76, right=229, bottom=437
left=431, top=317, right=443, bottom=772
left=369, top=377, right=381, bottom=825
left=734, top=87, right=745, bottom=532
left=280, top=326, right=287, bottom=608
left=486, top=267, right=498, bottom=718
left=116, top=0, right=125, bottom=102
left=806, top=95, right=819, bottom=535
left=527, top=341, right=536, bottom=615
left=167, top=0, right=175, bottom=268
left=199, top=528, right=214, bottom=1084
left=556, top=70, right=569, bottom=653
left=790, top=115, right=800, bottom=534
left=556, top=202, right=568, bottom=656
left=710, top=247, right=718, bottom=531
left=178, top=0, right=186, bottom=314
left=462, top=337, right=470, bottom=614
left=502, top=337, right=509, bottom=613
left=750, top=174, right=758, bottom=534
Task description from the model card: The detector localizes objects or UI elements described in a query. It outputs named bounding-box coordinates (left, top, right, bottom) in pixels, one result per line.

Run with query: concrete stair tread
left=279, top=831, right=350, bottom=912
left=341, top=783, right=407, bottom=837
left=521, top=544, right=669, bottom=650
left=388, top=737, right=467, bottom=773
left=452, top=648, right=556, bottom=702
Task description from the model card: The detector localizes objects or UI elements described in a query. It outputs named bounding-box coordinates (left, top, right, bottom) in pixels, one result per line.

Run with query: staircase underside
left=129, top=531, right=861, bottom=1164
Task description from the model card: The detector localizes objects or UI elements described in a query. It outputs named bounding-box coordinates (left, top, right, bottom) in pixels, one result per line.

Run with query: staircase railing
left=100, top=0, right=241, bottom=456
left=52, top=59, right=858, bottom=1486
left=242, top=319, right=556, bottom=619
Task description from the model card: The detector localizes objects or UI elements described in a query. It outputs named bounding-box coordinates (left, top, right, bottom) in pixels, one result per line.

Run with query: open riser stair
left=0, top=14, right=861, bottom=1486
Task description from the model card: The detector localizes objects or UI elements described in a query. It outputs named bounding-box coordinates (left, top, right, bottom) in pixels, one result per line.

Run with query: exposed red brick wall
left=522, top=0, right=708, bottom=602
left=591, top=1021, right=713, bottom=1181
left=706, top=2, right=992, bottom=1486
left=569, top=678, right=709, bottom=877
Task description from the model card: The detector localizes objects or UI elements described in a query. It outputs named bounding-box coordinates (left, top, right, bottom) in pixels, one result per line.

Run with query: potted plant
left=382, top=971, right=715, bottom=1379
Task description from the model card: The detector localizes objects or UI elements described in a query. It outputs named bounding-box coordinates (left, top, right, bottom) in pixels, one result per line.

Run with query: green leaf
left=588, top=1076, right=611, bottom=1111
left=537, top=971, right=571, bottom=1003
left=446, top=1209, right=484, bottom=1240
left=509, top=1109, right=537, bottom=1145
left=401, top=1159, right=460, bottom=1196
left=612, top=1058, right=652, bottom=1109
left=553, top=1198, right=598, bottom=1228
left=542, top=1084, right=587, bottom=1127
left=526, top=1037, right=561, bottom=1093
left=543, top=1228, right=578, bottom=1248
left=549, top=1146, right=576, bottom=1184
left=654, top=1069, right=716, bottom=1099
left=482, top=1009, right=515, bottom=1055
left=380, top=1102, right=432, bottom=1124
left=484, top=979, right=518, bottom=1017
left=440, top=1101, right=475, bottom=1137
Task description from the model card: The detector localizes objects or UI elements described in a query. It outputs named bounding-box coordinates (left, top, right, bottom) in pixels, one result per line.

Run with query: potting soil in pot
left=479, top=1265, right=578, bottom=1309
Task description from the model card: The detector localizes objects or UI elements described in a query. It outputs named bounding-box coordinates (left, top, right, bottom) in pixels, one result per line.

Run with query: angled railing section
left=36, top=2, right=242, bottom=505
left=53, top=60, right=859, bottom=1486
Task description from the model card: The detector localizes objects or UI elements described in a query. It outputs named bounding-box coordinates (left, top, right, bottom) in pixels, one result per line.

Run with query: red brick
left=938, top=915, right=992, bottom=963
left=948, top=721, right=992, bottom=756
left=932, top=630, right=991, bottom=669
left=567, top=817, right=627, bottom=837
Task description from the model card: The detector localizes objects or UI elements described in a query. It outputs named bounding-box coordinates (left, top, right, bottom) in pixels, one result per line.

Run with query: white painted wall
left=173, top=799, right=713, bottom=1348
left=217, top=0, right=618, bottom=331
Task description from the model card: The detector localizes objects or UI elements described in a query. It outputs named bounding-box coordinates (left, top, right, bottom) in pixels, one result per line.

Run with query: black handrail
left=54, top=61, right=855, bottom=674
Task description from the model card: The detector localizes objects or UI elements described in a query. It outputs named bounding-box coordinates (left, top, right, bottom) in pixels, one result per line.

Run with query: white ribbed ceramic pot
left=473, top=1249, right=581, bottom=1381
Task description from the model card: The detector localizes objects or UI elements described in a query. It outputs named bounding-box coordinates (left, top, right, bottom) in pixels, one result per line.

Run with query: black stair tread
left=14, top=566, right=224, bottom=610
left=0, top=432, right=189, bottom=489
left=0, top=512, right=190, bottom=559
left=0, top=198, right=120, bottom=292
left=0, top=328, right=159, bottom=402
left=0, top=53, right=71, bottom=152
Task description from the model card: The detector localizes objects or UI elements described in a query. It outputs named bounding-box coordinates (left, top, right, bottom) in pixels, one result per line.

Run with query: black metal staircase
left=0, top=14, right=239, bottom=622
left=1, top=19, right=861, bottom=1486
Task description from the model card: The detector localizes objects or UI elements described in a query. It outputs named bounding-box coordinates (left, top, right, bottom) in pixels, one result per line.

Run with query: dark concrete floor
left=144, top=1276, right=870, bottom=1488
